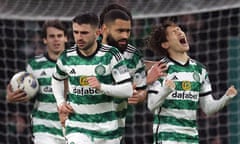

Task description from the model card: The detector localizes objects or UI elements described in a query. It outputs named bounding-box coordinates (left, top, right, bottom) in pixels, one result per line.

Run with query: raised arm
left=148, top=79, right=175, bottom=111
left=200, top=85, right=237, bottom=116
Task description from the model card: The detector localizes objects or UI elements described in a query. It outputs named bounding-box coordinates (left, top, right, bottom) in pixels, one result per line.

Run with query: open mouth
left=179, top=38, right=186, bottom=44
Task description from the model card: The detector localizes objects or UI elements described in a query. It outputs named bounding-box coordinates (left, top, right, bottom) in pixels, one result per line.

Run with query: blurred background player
left=6, top=20, right=67, bottom=144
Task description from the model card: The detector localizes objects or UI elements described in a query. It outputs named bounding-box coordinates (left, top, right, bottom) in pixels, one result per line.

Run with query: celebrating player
left=147, top=20, right=237, bottom=144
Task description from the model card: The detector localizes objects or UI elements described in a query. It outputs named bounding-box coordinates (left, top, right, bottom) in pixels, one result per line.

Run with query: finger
left=132, top=89, right=138, bottom=95
left=128, top=100, right=138, bottom=104
left=18, top=97, right=30, bottom=102
left=9, top=97, right=27, bottom=103
left=157, top=61, right=166, bottom=66
left=132, top=84, right=136, bottom=89
left=17, top=91, right=28, bottom=97
left=128, top=97, right=142, bottom=104
left=161, top=72, right=167, bottom=75
left=158, top=65, right=167, bottom=71
left=87, top=77, right=96, bottom=82
left=11, top=89, right=26, bottom=96
left=130, top=94, right=138, bottom=98
left=160, top=66, right=168, bottom=71
left=128, top=97, right=139, bottom=101
left=63, top=107, right=72, bottom=113
left=128, top=101, right=138, bottom=104
left=7, top=84, right=12, bottom=92
left=66, top=105, right=74, bottom=112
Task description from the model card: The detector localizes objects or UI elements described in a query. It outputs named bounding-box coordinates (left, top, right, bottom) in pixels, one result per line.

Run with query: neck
left=101, top=34, right=107, bottom=45
left=79, top=42, right=98, bottom=56
left=48, top=51, right=61, bottom=61
left=169, top=52, right=189, bottom=64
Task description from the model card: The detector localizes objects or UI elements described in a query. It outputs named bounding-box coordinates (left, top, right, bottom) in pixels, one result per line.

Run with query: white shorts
left=33, top=133, right=66, bottom=144
left=66, top=133, right=121, bottom=144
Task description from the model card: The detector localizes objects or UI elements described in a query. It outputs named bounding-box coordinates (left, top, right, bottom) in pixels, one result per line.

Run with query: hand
left=225, top=85, right=237, bottom=97
left=87, top=76, right=101, bottom=90
left=6, top=84, right=29, bottom=102
left=58, top=102, right=73, bottom=127
left=147, top=62, right=167, bottom=84
left=144, top=60, right=158, bottom=70
left=164, top=79, right=175, bottom=90
left=59, top=111, right=69, bottom=127
left=128, top=89, right=147, bottom=104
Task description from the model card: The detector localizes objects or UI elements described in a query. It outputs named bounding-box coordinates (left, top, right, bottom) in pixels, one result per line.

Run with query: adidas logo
left=40, top=71, right=47, bottom=76
left=70, top=69, right=76, bottom=74
left=171, top=75, right=178, bottom=80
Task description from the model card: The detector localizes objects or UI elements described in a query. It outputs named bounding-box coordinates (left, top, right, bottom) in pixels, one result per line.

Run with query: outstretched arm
left=87, top=76, right=133, bottom=98
left=200, top=85, right=237, bottom=116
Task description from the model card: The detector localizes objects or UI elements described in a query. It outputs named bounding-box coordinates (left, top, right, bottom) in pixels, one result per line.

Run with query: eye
left=81, top=31, right=89, bottom=35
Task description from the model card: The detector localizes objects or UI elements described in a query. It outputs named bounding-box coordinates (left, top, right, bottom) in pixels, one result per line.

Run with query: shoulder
left=160, top=56, right=171, bottom=65
left=190, top=58, right=207, bottom=69
left=28, top=54, right=46, bottom=64
left=126, top=44, right=143, bottom=57
left=60, top=45, right=76, bottom=58
left=65, top=45, right=76, bottom=53
left=100, top=44, right=124, bottom=61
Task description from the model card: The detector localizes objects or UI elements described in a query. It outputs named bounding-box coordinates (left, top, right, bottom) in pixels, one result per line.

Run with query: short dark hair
left=42, top=20, right=67, bottom=38
left=72, top=12, right=99, bottom=28
left=103, top=9, right=131, bottom=26
left=147, top=21, right=177, bottom=56
left=99, top=3, right=132, bottom=27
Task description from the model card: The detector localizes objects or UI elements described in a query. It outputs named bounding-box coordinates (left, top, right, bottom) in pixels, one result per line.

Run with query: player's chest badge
left=193, top=71, right=200, bottom=82
left=95, top=64, right=106, bottom=76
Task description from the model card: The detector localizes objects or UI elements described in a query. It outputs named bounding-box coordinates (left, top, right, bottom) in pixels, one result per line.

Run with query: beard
left=106, top=34, right=128, bottom=53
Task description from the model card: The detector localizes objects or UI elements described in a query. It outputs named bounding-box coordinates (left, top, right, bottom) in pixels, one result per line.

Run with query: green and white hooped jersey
left=120, top=44, right=147, bottom=120
left=26, top=54, right=64, bottom=140
left=149, top=57, right=212, bottom=144
left=122, top=44, right=146, bottom=89
left=53, top=43, right=131, bottom=140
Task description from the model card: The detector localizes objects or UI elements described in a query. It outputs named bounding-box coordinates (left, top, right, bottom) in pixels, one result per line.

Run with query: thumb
left=132, top=83, right=136, bottom=90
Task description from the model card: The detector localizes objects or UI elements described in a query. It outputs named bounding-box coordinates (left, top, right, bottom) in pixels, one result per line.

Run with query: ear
left=43, top=38, right=47, bottom=44
left=101, top=24, right=107, bottom=33
left=64, top=36, right=68, bottom=42
left=95, top=28, right=101, bottom=36
left=161, top=42, right=169, bottom=49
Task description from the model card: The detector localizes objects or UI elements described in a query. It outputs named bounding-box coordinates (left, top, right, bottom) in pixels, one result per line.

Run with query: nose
left=56, top=36, right=60, bottom=40
left=76, top=33, right=83, bottom=40
left=121, top=31, right=130, bottom=39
